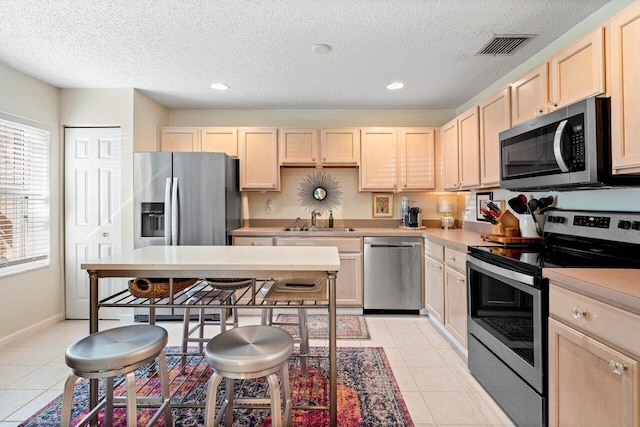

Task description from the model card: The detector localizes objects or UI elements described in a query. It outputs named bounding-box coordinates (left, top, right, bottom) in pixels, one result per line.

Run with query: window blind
left=0, top=118, right=50, bottom=276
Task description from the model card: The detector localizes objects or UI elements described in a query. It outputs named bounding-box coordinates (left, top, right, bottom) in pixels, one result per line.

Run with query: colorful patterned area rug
left=274, top=314, right=370, bottom=339
left=20, top=346, right=411, bottom=426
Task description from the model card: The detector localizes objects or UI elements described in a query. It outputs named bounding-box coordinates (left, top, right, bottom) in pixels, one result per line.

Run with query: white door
left=65, top=127, right=123, bottom=319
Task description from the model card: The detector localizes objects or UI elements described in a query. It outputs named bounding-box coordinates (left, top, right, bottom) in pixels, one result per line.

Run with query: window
left=0, top=117, right=50, bottom=277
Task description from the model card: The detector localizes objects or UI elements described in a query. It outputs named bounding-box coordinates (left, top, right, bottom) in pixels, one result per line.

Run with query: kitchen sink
left=281, top=227, right=356, bottom=232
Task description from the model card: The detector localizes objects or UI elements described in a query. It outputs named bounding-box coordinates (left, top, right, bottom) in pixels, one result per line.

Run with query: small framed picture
left=372, top=193, right=393, bottom=218
left=476, top=191, right=494, bottom=221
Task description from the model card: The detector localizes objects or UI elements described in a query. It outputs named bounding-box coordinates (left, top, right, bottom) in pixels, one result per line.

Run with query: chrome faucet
left=311, top=209, right=321, bottom=228
left=294, top=217, right=301, bottom=230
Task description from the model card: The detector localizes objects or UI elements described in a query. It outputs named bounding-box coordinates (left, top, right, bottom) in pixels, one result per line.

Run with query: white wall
left=0, top=63, right=62, bottom=340
left=133, top=90, right=169, bottom=152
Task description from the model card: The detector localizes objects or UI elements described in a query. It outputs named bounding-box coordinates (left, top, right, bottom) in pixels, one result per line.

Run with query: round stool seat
left=65, top=325, right=168, bottom=373
left=205, top=325, right=293, bottom=373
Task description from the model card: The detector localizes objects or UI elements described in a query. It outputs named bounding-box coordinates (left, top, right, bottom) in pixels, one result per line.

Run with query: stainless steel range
left=466, top=209, right=640, bottom=427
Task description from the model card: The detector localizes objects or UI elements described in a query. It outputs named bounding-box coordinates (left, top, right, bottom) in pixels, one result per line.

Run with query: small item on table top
left=329, top=211, right=334, bottom=228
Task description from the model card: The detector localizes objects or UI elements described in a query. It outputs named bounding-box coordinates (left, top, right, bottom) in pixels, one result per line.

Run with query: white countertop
left=81, top=245, right=341, bottom=272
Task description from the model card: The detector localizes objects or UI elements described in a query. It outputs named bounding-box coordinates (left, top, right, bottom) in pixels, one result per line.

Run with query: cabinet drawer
left=276, top=237, right=361, bottom=253
left=232, top=236, right=274, bottom=246
left=444, top=247, right=466, bottom=272
left=550, top=284, right=640, bottom=356
left=425, top=239, right=444, bottom=261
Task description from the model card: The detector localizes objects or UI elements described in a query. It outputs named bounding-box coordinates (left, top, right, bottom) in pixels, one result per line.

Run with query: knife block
left=491, top=211, right=520, bottom=236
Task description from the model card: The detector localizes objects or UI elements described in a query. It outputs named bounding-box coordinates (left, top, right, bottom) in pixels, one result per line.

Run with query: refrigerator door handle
left=164, top=177, right=172, bottom=245
left=171, top=177, right=179, bottom=245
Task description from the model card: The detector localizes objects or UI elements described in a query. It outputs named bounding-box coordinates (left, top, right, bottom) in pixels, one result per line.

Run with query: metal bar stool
left=61, top=325, right=172, bottom=427
left=260, top=278, right=325, bottom=377
left=204, top=325, right=293, bottom=427
left=181, top=278, right=255, bottom=355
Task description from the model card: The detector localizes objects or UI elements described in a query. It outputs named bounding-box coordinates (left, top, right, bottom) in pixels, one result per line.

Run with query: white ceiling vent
left=476, top=34, right=536, bottom=56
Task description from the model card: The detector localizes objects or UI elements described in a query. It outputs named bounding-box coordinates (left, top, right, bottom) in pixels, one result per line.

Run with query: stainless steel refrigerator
left=133, top=152, right=241, bottom=320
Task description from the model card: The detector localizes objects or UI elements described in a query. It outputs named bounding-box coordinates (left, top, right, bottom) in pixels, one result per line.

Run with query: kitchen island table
left=81, top=245, right=341, bottom=426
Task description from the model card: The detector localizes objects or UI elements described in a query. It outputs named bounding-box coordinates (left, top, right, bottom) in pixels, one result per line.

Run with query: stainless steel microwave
left=499, top=96, right=640, bottom=191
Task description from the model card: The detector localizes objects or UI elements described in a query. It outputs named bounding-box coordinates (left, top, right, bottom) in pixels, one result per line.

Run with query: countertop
left=544, top=268, right=640, bottom=315
left=230, top=226, right=493, bottom=251
left=81, top=245, right=341, bottom=272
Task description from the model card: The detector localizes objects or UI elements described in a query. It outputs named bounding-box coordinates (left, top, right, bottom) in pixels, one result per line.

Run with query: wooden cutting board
left=480, top=234, right=546, bottom=245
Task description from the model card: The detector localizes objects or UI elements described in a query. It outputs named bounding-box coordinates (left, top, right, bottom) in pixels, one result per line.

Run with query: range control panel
left=544, top=210, right=640, bottom=244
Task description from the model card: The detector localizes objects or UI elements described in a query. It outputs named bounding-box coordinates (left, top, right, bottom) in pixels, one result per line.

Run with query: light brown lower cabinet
left=548, top=318, right=639, bottom=427
left=444, top=266, right=467, bottom=348
left=425, top=256, right=444, bottom=324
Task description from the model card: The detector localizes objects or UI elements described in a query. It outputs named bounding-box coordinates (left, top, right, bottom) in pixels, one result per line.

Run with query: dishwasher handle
left=367, top=243, right=418, bottom=248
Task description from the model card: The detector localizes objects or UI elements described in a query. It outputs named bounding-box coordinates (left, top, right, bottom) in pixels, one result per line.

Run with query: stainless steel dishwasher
left=363, top=236, right=422, bottom=313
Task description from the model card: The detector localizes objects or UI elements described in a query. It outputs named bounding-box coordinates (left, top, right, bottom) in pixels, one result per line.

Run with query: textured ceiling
left=0, top=0, right=612, bottom=109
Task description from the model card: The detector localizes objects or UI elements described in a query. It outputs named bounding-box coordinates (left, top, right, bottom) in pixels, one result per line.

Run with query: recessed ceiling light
left=210, top=83, right=229, bottom=91
left=312, top=44, right=332, bottom=54
left=386, top=82, right=404, bottom=90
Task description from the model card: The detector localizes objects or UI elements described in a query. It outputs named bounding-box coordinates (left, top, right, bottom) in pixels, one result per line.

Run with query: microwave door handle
left=164, top=177, right=172, bottom=245
left=553, top=119, right=571, bottom=173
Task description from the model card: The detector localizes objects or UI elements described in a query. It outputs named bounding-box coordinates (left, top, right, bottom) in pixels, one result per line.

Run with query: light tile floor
left=0, top=315, right=514, bottom=426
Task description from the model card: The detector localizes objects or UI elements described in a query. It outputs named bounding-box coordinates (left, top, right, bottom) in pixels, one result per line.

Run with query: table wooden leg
left=327, top=271, right=338, bottom=426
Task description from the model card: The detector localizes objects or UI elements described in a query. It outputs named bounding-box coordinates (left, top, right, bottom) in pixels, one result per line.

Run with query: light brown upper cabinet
left=319, top=128, right=360, bottom=166
left=479, top=88, right=511, bottom=187
left=511, top=63, right=549, bottom=126
left=549, top=26, right=606, bottom=111
left=159, top=127, right=201, bottom=151
left=359, top=128, right=398, bottom=191
left=279, top=128, right=360, bottom=166
left=279, top=128, right=318, bottom=166
left=442, top=106, right=480, bottom=191
left=610, top=2, right=640, bottom=174
left=238, top=128, right=280, bottom=191
left=441, top=118, right=460, bottom=191
left=398, top=128, right=436, bottom=191
left=200, top=127, right=238, bottom=157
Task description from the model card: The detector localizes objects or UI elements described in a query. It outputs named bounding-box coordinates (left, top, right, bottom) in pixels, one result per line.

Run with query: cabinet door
left=444, top=266, right=467, bottom=348
left=611, top=2, right=640, bottom=174
left=319, top=128, right=360, bottom=166
left=279, top=128, right=318, bottom=166
left=441, top=118, right=459, bottom=190
left=548, top=318, right=639, bottom=427
left=511, top=63, right=549, bottom=125
left=360, top=128, right=398, bottom=191
left=398, top=127, right=436, bottom=191
left=159, top=127, right=200, bottom=152
left=426, top=257, right=444, bottom=324
left=458, top=106, right=480, bottom=190
left=549, top=26, right=606, bottom=110
left=201, top=127, right=238, bottom=157
left=336, top=252, right=363, bottom=307
left=479, top=88, right=511, bottom=187
left=238, top=128, right=280, bottom=191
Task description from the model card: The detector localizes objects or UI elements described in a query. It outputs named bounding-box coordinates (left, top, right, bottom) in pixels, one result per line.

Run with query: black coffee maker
left=405, top=207, right=422, bottom=228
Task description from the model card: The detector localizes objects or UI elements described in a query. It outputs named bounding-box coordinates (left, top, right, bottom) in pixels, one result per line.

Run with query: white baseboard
left=0, top=313, right=65, bottom=347
left=427, top=315, right=468, bottom=358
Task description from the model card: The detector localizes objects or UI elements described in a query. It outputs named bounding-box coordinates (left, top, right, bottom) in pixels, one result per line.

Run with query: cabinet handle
left=435, top=265, right=442, bottom=271
left=272, top=184, right=276, bottom=188
left=322, top=157, right=326, bottom=161
left=102, top=232, right=109, bottom=237
left=449, top=256, right=456, bottom=262
left=312, top=157, right=316, bottom=162
left=609, top=360, right=629, bottom=375
left=250, top=242, right=256, bottom=246
left=547, top=101, right=558, bottom=110
left=456, top=277, right=463, bottom=284
left=572, top=307, right=587, bottom=319
left=534, top=108, right=544, bottom=116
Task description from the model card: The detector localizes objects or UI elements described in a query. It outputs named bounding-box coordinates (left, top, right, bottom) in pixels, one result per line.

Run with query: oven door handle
left=467, top=256, right=535, bottom=286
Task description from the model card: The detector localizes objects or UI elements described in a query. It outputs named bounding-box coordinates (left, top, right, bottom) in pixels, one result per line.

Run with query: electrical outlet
left=266, top=199, right=273, bottom=214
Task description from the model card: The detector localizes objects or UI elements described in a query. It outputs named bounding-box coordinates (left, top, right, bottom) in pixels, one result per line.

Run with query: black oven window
left=470, top=275, right=535, bottom=366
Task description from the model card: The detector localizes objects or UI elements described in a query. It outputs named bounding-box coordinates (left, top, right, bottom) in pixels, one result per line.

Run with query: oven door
left=467, top=255, right=546, bottom=393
